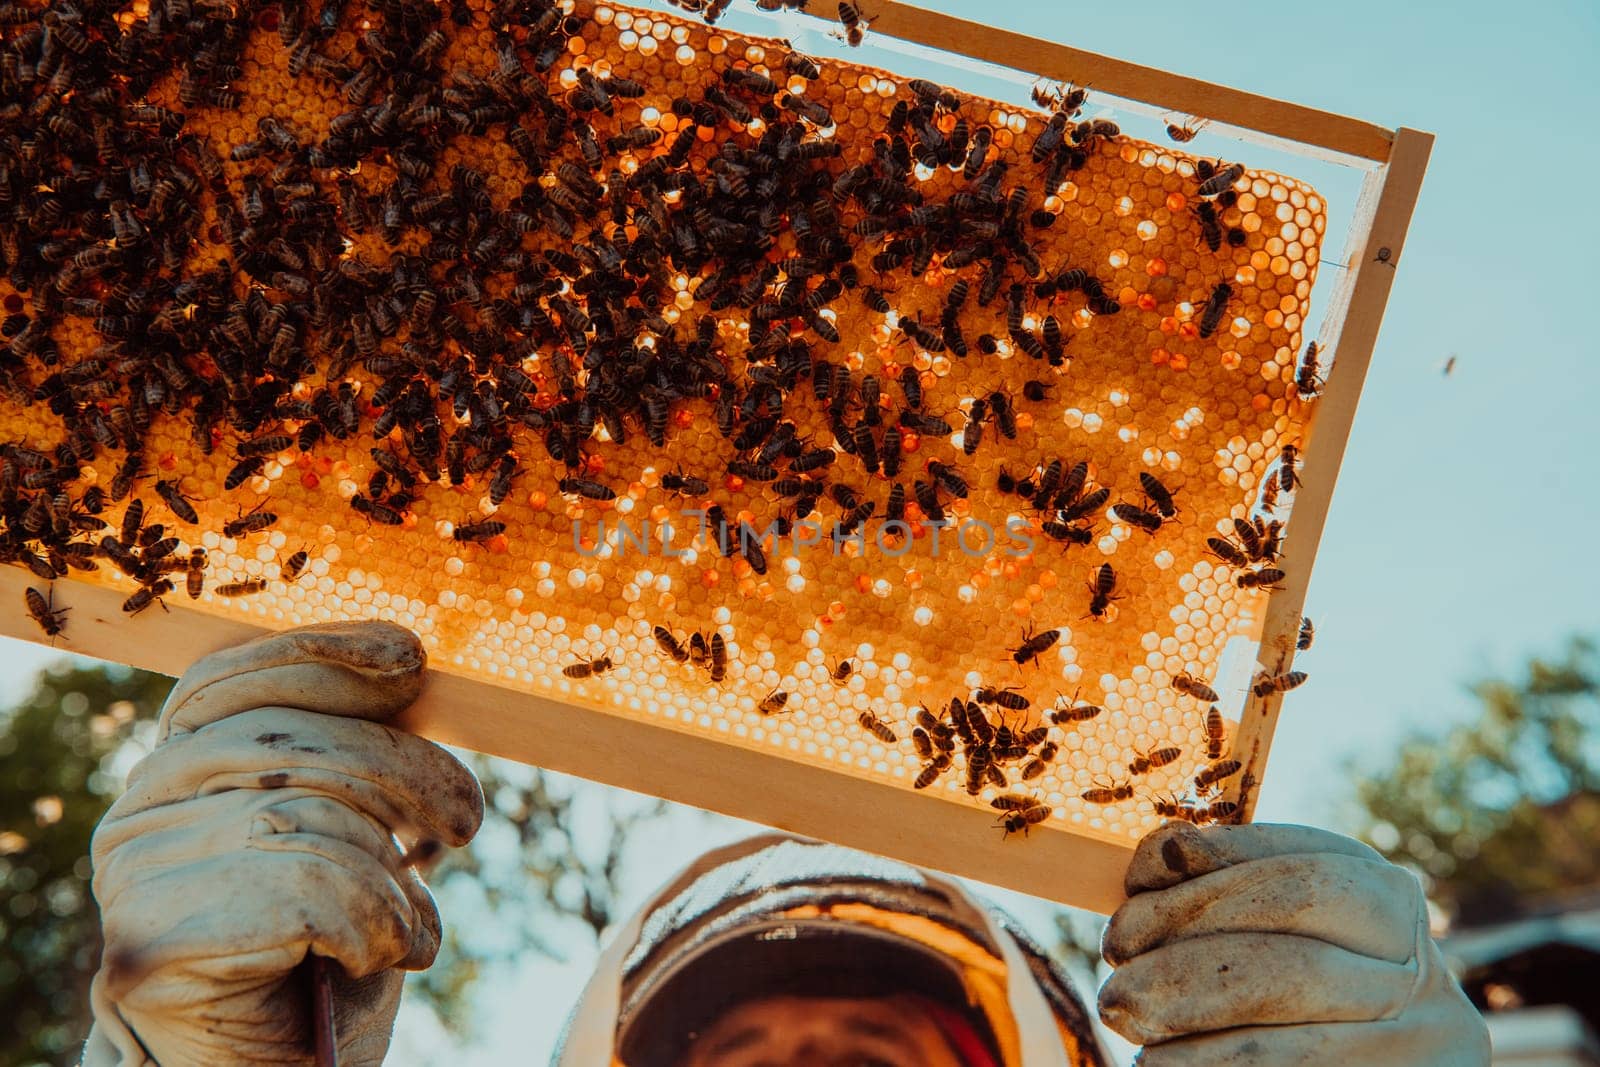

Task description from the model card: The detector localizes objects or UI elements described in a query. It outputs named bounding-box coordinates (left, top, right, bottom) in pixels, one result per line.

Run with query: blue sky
left=2, top=1, right=1597, bottom=1060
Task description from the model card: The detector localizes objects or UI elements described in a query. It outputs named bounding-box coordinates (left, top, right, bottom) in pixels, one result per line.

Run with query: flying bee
left=1236, top=567, right=1285, bottom=590
left=830, top=658, right=855, bottom=683
left=25, top=585, right=67, bottom=639
left=997, top=803, right=1051, bottom=839
left=1253, top=670, right=1307, bottom=697
left=835, top=0, right=867, bottom=46
left=563, top=654, right=615, bottom=679
left=1009, top=624, right=1061, bottom=666
left=1110, top=503, right=1163, bottom=534
left=709, top=633, right=728, bottom=682
left=222, top=503, right=278, bottom=538
left=1127, top=746, right=1183, bottom=776
left=654, top=625, right=690, bottom=663
left=1173, top=673, right=1220, bottom=703
left=1278, top=444, right=1300, bottom=492
left=154, top=479, right=199, bottom=524
left=1050, top=693, right=1102, bottom=724
left=1194, top=758, right=1242, bottom=792
left=1087, top=563, right=1117, bottom=619
left=1081, top=779, right=1134, bottom=804
left=185, top=548, right=206, bottom=599
left=1166, top=117, right=1208, bottom=143
left=123, top=579, right=174, bottom=615
left=1205, top=706, right=1226, bottom=760
left=1295, top=342, right=1324, bottom=399
left=216, top=579, right=269, bottom=597
left=1198, top=281, right=1232, bottom=339
left=661, top=470, right=710, bottom=496
left=453, top=520, right=506, bottom=542
left=858, top=709, right=897, bottom=743
left=1297, top=616, right=1315, bottom=651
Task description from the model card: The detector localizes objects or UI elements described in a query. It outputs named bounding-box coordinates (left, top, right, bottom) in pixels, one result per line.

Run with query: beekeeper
left=82, top=623, right=1489, bottom=1066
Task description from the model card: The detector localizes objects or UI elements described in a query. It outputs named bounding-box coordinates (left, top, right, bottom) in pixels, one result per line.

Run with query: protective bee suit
left=79, top=622, right=1491, bottom=1066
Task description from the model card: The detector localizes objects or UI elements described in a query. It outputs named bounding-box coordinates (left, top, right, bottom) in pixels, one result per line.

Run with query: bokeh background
left=4, top=0, right=1598, bottom=1064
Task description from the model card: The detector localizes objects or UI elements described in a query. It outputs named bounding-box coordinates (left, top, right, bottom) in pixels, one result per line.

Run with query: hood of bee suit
left=551, top=833, right=1108, bottom=1067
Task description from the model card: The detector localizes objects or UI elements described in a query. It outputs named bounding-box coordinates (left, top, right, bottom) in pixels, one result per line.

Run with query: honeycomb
left=0, top=0, right=1326, bottom=848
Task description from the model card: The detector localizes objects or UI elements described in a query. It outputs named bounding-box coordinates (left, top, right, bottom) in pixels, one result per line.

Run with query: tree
left=0, top=657, right=676, bottom=1065
left=1349, top=636, right=1600, bottom=925
left=0, top=661, right=173, bottom=1067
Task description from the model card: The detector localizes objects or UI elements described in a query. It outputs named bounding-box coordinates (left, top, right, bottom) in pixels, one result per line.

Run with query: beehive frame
left=0, top=0, right=1430, bottom=913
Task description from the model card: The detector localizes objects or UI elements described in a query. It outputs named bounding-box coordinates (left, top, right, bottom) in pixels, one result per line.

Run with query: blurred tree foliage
left=0, top=657, right=667, bottom=1065
left=0, top=661, right=172, bottom=1067
left=1351, top=636, right=1600, bottom=925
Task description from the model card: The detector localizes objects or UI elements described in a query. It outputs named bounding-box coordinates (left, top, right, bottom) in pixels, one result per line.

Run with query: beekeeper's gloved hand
left=1098, top=823, right=1489, bottom=1066
left=82, top=622, right=483, bottom=1067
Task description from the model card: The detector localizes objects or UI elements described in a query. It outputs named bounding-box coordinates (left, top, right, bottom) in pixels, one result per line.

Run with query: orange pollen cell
left=701, top=570, right=719, bottom=588
left=828, top=601, right=846, bottom=620
left=1169, top=353, right=1190, bottom=372
left=300, top=471, right=320, bottom=490
left=1146, top=258, right=1167, bottom=277
left=1011, top=597, right=1030, bottom=617
left=1252, top=394, right=1273, bottom=412
left=1151, top=348, right=1171, bottom=365
left=1038, top=570, right=1058, bottom=589
left=902, top=433, right=921, bottom=453
left=488, top=534, right=510, bottom=554
left=159, top=453, right=177, bottom=470
left=854, top=574, right=872, bottom=594
left=528, top=491, right=548, bottom=510
left=1166, top=192, right=1187, bottom=211
left=904, top=569, right=922, bottom=588
left=673, top=409, right=696, bottom=428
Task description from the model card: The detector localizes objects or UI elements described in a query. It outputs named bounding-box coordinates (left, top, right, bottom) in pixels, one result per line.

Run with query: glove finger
left=1097, top=932, right=1415, bottom=1046
left=117, top=707, right=483, bottom=845
left=1134, top=1010, right=1490, bottom=1067
left=1104, top=853, right=1420, bottom=966
left=158, top=621, right=426, bottom=741
left=1125, top=822, right=1385, bottom=895
left=100, top=834, right=426, bottom=1003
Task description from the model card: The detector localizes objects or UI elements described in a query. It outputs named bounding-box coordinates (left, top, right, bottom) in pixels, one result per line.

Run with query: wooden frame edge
left=0, top=566, right=1132, bottom=913
left=1227, top=128, right=1434, bottom=816
left=794, top=0, right=1395, bottom=163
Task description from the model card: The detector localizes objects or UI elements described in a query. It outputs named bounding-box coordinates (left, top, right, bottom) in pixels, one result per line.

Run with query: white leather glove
left=82, top=622, right=484, bottom=1067
left=1098, top=823, right=1489, bottom=1066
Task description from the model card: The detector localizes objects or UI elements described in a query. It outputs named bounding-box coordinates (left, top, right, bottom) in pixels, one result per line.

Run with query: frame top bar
left=796, top=1, right=1396, bottom=164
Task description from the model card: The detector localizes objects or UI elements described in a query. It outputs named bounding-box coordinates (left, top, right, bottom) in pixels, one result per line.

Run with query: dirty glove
left=1098, top=823, right=1489, bottom=1066
left=82, top=622, right=484, bottom=1067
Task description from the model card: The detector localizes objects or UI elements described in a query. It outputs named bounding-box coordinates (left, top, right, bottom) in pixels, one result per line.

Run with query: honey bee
left=1236, top=567, right=1285, bottom=590
left=215, top=578, right=269, bottom=597
left=830, top=658, right=855, bottom=683
left=1295, top=342, right=1324, bottom=399
left=1195, top=200, right=1222, bottom=253
left=1252, top=670, right=1307, bottom=697
left=282, top=549, right=309, bottom=581
left=1198, top=281, right=1232, bottom=339
left=997, top=803, right=1051, bottom=839
left=857, top=709, right=897, bottom=743
left=1278, top=445, right=1300, bottom=492
left=1297, top=616, right=1316, bottom=651
left=186, top=547, right=206, bottom=599
left=122, top=579, right=173, bottom=615
left=563, top=655, right=615, bottom=679
left=1194, top=758, right=1242, bottom=792
left=154, top=478, right=198, bottom=524
left=654, top=625, right=690, bottom=663
left=1151, top=794, right=1202, bottom=822
left=661, top=470, right=710, bottom=496
left=975, top=686, right=1029, bottom=711
left=1009, top=624, right=1060, bottom=666
left=689, top=631, right=710, bottom=668
left=990, top=793, right=1037, bottom=811
left=222, top=503, right=278, bottom=538
left=1050, top=693, right=1102, bottom=724
left=1205, top=706, right=1226, bottom=760
left=1166, top=117, right=1208, bottom=143
left=1127, top=746, right=1182, bottom=776
left=914, top=762, right=945, bottom=789
left=759, top=688, right=790, bottom=715
left=1110, top=503, right=1163, bottom=534
left=1139, top=472, right=1177, bottom=518
left=1173, top=673, right=1219, bottom=703
left=835, top=0, right=867, bottom=46
left=710, top=633, right=728, bottom=682
left=1081, top=779, right=1134, bottom=804
left=1206, top=536, right=1250, bottom=567
left=1087, top=562, right=1117, bottom=619
left=1197, top=162, right=1245, bottom=197
left=1206, top=800, right=1239, bottom=821
left=25, top=585, right=67, bottom=639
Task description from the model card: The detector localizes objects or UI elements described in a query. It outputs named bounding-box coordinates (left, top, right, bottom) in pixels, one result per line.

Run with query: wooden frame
left=0, top=9, right=1431, bottom=914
